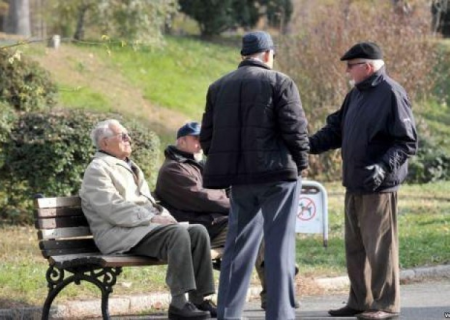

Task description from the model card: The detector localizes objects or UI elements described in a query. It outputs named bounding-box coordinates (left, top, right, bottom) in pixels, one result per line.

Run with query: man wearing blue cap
left=201, top=31, right=309, bottom=320
left=155, top=122, right=230, bottom=250
left=309, top=42, right=418, bottom=320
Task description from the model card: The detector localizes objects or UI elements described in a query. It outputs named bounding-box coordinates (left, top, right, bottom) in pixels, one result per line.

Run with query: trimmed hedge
left=0, top=109, right=160, bottom=224
left=0, top=48, right=57, bottom=112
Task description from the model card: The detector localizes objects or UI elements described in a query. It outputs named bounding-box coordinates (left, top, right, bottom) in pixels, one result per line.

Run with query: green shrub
left=0, top=48, right=57, bottom=112
left=0, top=109, right=160, bottom=224
left=408, top=136, right=450, bottom=183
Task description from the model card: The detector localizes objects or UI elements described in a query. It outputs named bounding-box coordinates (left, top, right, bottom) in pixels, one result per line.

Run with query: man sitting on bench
left=79, top=119, right=216, bottom=320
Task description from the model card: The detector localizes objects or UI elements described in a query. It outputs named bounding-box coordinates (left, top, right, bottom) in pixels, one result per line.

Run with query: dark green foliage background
left=0, top=110, right=160, bottom=224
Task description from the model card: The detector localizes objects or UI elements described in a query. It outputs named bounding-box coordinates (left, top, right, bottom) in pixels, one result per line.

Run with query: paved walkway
left=1, top=265, right=449, bottom=319
left=112, top=280, right=450, bottom=319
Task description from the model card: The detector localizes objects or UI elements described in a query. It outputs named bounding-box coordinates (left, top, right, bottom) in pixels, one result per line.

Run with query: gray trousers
left=211, top=225, right=266, bottom=301
left=217, top=178, right=301, bottom=320
left=129, top=224, right=215, bottom=297
left=345, top=192, right=400, bottom=313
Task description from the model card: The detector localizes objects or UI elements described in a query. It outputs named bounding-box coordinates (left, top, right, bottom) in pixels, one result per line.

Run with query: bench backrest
left=34, top=196, right=100, bottom=258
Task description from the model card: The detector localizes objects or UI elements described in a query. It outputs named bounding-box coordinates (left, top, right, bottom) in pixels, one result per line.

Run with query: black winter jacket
left=309, top=67, right=418, bottom=193
left=200, top=59, right=309, bottom=189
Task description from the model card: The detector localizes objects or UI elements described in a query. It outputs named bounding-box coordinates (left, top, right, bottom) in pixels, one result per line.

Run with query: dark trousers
left=345, top=192, right=400, bottom=313
left=129, top=224, right=215, bottom=297
left=217, top=178, right=301, bottom=320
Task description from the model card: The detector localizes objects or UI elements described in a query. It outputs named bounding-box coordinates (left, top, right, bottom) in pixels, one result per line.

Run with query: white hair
left=90, top=119, right=121, bottom=149
left=356, top=59, right=385, bottom=71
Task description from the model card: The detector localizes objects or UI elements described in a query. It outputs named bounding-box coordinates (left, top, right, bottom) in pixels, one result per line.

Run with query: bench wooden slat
left=42, top=247, right=101, bottom=258
left=49, top=253, right=165, bottom=268
left=38, top=226, right=92, bottom=240
left=39, top=238, right=96, bottom=250
left=35, top=196, right=81, bottom=209
left=39, top=238, right=99, bottom=258
left=36, top=206, right=84, bottom=218
left=36, top=215, right=89, bottom=229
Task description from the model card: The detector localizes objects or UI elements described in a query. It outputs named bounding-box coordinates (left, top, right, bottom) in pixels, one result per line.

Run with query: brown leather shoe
left=168, top=302, right=210, bottom=320
left=357, top=310, right=399, bottom=319
left=328, top=305, right=363, bottom=317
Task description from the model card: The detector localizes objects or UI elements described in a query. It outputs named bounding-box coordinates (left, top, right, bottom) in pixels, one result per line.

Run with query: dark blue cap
left=241, top=31, right=274, bottom=56
left=177, top=122, right=201, bottom=139
left=340, top=42, right=383, bottom=61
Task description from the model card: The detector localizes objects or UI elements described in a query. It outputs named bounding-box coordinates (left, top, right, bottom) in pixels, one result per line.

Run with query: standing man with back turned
left=309, top=42, right=417, bottom=320
left=201, top=31, right=309, bottom=320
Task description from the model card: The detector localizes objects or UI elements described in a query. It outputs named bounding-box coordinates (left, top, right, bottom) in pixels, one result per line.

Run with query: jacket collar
left=165, top=145, right=195, bottom=163
left=355, top=66, right=386, bottom=91
left=164, top=145, right=204, bottom=169
left=94, top=151, right=134, bottom=172
left=238, top=59, right=272, bottom=70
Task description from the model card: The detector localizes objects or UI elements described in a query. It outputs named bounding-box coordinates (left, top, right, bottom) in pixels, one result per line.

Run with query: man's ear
left=99, top=138, right=107, bottom=150
left=262, top=51, right=270, bottom=63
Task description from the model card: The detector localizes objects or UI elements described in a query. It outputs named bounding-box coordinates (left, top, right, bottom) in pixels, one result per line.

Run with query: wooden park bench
left=34, top=195, right=223, bottom=320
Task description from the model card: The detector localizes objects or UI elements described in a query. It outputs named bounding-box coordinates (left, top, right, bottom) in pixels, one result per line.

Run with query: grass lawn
left=0, top=181, right=449, bottom=309
left=22, top=37, right=239, bottom=150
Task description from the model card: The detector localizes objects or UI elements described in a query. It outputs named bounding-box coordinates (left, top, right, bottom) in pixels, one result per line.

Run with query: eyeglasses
left=106, top=132, right=130, bottom=141
left=347, top=62, right=366, bottom=69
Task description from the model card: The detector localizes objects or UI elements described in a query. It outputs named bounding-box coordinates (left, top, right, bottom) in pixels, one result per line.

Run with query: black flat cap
left=241, top=31, right=274, bottom=56
left=340, top=42, right=383, bottom=61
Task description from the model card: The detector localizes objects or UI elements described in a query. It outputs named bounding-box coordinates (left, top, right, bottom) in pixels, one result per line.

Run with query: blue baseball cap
left=177, top=122, right=201, bottom=139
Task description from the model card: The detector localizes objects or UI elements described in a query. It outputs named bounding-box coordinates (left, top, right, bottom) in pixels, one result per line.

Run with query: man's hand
left=150, top=215, right=177, bottom=225
left=364, top=163, right=387, bottom=191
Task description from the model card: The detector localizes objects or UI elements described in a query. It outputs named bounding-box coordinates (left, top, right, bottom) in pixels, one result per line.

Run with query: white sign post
left=296, top=180, right=328, bottom=247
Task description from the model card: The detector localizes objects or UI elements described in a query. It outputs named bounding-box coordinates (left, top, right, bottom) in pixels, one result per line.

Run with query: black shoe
left=168, top=302, right=210, bottom=320
left=194, top=299, right=217, bottom=318
left=261, top=299, right=300, bottom=310
left=328, top=305, right=363, bottom=317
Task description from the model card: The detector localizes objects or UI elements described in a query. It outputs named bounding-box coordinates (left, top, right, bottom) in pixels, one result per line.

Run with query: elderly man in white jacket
left=80, top=119, right=216, bottom=320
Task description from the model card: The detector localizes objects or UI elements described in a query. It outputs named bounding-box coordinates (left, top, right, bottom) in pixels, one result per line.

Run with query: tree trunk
left=3, top=0, right=31, bottom=36
left=73, top=4, right=90, bottom=41
left=432, top=0, right=450, bottom=37
left=30, top=0, right=47, bottom=39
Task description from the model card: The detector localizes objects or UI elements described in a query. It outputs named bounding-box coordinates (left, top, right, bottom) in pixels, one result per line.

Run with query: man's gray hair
left=357, top=59, right=385, bottom=72
left=90, top=119, right=121, bottom=149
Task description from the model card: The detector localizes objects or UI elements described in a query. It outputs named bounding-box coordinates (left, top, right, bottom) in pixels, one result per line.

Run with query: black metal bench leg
left=42, top=270, right=77, bottom=320
left=42, top=265, right=121, bottom=320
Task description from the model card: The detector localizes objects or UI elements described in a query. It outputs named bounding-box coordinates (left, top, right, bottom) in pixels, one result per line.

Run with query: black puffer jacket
left=309, top=67, right=418, bottom=193
left=200, top=59, right=309, bottom=189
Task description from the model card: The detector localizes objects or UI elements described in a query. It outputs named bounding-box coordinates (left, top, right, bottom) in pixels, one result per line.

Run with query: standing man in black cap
left=201, top=30, right=309, bottom=320
left=309, top=42, right=418, bottom=320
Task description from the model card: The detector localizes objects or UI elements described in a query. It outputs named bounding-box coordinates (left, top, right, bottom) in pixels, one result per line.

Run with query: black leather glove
left=364, top=163, right=387, bottom=191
